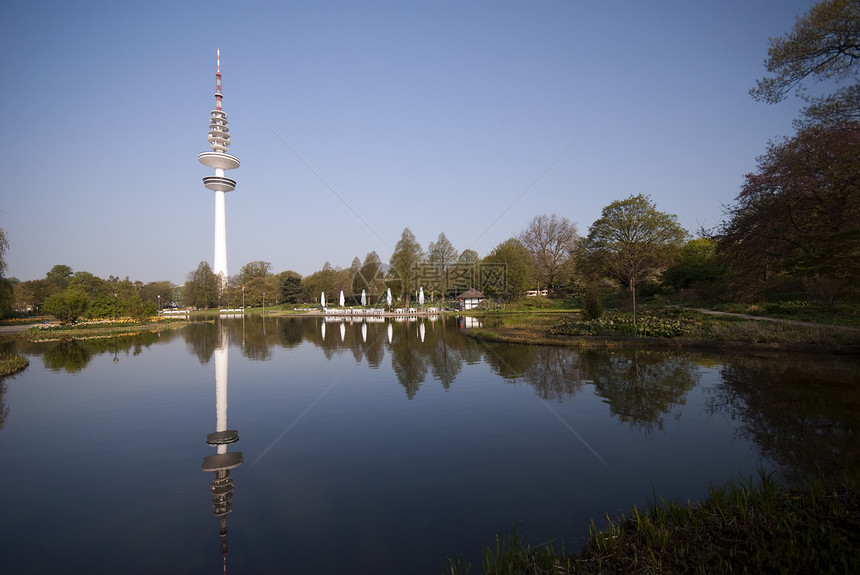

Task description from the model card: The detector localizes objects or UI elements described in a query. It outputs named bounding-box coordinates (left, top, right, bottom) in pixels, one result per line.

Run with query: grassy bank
left=445, top=473, right=860, bottom=574
left=0, top=353, right=29, bottom=377
left=0, top=318, right=192, bottom=342
left=468, top=307, right=860, bottom=352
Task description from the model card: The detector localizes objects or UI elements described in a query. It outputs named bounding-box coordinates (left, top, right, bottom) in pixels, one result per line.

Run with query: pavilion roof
left=457, top=288, right=485, bottom=299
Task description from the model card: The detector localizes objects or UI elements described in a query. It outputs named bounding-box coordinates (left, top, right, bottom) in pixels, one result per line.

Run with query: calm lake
left=1, top=316, right=858, bottom=574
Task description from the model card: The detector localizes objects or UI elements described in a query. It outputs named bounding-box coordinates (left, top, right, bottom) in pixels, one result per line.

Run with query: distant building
left=456, top=288, right=485, bottom=311
left=526, top=289, right=548, bottom=297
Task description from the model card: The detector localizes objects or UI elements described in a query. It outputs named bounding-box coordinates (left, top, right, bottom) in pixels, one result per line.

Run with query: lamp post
left=242, top=286, right=245, bottom=310
left=157, top=294, right=161, bottom=314
left=262, top=292, right=265, bottom=315
left=113, top=293, right=117, bottom=321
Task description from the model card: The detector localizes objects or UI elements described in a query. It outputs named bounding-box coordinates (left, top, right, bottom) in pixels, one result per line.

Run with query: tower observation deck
left=199, top=48, right=239, bottom=282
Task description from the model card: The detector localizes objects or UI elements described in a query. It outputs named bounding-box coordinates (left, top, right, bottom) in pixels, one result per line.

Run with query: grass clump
left=0, top=353, right=28, bottom=377
left=445, top=473, right=860, bottom=574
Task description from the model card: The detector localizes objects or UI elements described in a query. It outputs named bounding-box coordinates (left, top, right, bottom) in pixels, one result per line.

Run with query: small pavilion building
left=456, top=288, right=485, bottom=311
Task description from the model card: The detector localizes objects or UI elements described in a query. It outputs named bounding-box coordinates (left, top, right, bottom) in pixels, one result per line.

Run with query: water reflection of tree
left=482, top=343, right=538, bottom=381
left=43, top=340, right=93, bottom=372
left=390, top=324, right=429, bottom=399
left=365, top=331, right=385, bottom=368
left=31, top=331, right=170, bottom=373
left=184, top=322, right=219, bottom=363
left=277, top=318, right=305, bottom=348
left=585, top=350, right=700, bottom=431
left=237, top=318, right=274, bottom=361
left=706, top=353, right=860, bottom=479
left=522, top=347, right=586, bottom=401
left=429, top=334, right=462, bottom=390
left=0, top=376, right=11, bottom=429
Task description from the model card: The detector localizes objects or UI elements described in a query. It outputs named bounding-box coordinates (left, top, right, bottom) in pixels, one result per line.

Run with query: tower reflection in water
left=201, top=328, right=242, bottom=570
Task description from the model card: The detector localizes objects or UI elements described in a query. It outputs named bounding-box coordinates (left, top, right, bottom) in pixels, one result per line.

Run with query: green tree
left=661, top=238, right=724, bottom=290
left=751, top=0, right=860, bottom=126
left=354, top=251, right=385, bottom=303
left=242, top=275, right=279, bottom=307
left=458, top=249, right=479, bottom=266
left=454, top=249, right=481, bottom=293
left=519, top=213, right=579, bottom=291
left=0, top=228, right=7, bottom=279
left=238, top=261, right=272, bottom=285
left=718, top=123, right=860, bottom=292
left=278, top=270, right=303, bottom=304
left=44, top=288, right=90, bottom=324
left=68, top=272, right=111, bottom=300
left=184, top=261, right=219, bottom=309
left=45, top=265, right=73, bottom=290
left=482, top=238, right=534, bottom=301
left=348, top=257, right=362, bottom=297
left=581, top=195, right=689, bottom=325
left=428, top=232, right=459, bottom=299
left=139, top=281, right=176, bottom=309
left=0, top=228, right=10, bottom=317
left=302, top=262, right=339, bottom=304
left=13, top=279, right=59, bottom=314
left=389, top=228, right=425, bottom=305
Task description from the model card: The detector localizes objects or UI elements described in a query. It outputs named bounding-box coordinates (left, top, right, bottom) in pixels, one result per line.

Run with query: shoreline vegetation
left=445, top=472, right=860, bottom=575
left=0, top=317, right=191, bottom=341
left=0, top=352, right=28, bottom=377
left=466, top=307, right=860, bottom=354
left=4, top=302, right=859, bottom=350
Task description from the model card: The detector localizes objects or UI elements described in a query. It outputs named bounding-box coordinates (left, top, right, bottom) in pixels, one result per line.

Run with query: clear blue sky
left=1, top=0, right=817, bottom=284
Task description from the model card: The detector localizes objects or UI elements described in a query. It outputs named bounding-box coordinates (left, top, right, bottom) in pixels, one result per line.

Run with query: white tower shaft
left=199, top=48, right=239, bottom=286
left=214, top=330, right=228, bottom=455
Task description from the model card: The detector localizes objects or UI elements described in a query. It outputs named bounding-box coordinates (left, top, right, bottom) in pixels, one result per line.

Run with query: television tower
left=199, top=48, right=239, bottom=283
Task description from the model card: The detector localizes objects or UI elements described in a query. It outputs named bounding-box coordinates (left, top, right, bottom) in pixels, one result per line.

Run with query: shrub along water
left=444, top=472, right=860, bottom=575
left=0, top=352, right=28, bottom=377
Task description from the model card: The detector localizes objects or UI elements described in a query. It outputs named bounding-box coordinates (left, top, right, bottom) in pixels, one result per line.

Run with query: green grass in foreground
left=0, top=353, right=29, bottom=377
left=444, top=473, right=860, bottom=574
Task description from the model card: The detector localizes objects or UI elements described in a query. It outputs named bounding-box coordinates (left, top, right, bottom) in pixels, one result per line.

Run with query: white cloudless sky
left=1, top=0, right=818, bottom=283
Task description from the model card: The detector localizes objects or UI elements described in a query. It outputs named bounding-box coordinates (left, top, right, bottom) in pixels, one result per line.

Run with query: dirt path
left=685, top=308, right=860, bottom=330
left=0, top=324, right=37, bottom=333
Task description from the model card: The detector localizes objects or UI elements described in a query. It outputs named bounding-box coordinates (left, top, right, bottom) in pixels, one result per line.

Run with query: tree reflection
left=429, top=334, right=462, bottom=390
left=184, top=321, right=219, bottom=364
left=521, top=347, right=587, bottom=401
left=0, top=376, right=11, bottom=429
left=706, top=353, right=860, bottom=479
left=482, top=342, right=538, bottom=381
left=584, top=350, right=700, bottom=431
left=43, top=340, right=93, bottom=372
left=390, top=322, right=429, bottom=399
left=237, top=317, right=274, bottom=362
left=31, top=331, right=170, bottom=373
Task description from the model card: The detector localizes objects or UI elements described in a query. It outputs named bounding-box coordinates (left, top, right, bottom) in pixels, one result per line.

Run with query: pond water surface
left=1, top=316, right=858, bottom=574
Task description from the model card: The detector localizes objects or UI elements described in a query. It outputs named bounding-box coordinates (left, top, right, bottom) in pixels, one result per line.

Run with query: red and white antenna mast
left=215, top=47, right=223, bottom=111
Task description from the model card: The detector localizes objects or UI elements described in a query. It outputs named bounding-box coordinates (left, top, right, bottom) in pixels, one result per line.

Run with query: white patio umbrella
left=361, top=322, right=367, bottom=342
left=339, top=290, right=345, bottom=307
left=418, top=286, right=424, bottom=305
left=320, top=291, right=326, bottom=307
left=419, top=322, right=425, bottom=342
left=361, top=289, right=367, bottom=306
left=387, top=322, right=393, bottom=344
left=386, top=288, right=392, bottom=307
left=339, top=322, right=346, bottom=341
left=321, top=322, right=326, bottom=340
